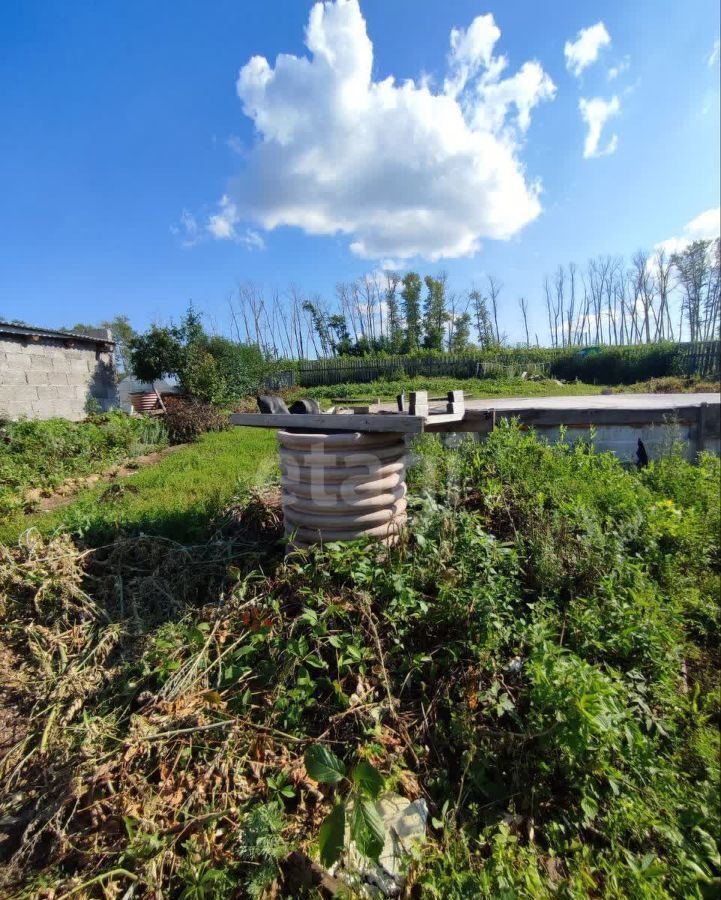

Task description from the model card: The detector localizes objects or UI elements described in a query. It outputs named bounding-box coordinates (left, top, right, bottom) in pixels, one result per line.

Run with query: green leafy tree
left=328, top=314, right=352, bottom=356
left=130, top=304, right=268, bottom=404
left=384, top=273, right=404, bottom=353
left=128, top=325, right=182, bottom=384
left=302, top=300, right=332, bottom=357
left=176, top=302, right=204, bottom=346
left=469, top=288, right=497, bottom=350
left=401, top=272, right=422, bottom=352
left=450, top=311, right=472, bottom=352
left=672, top=239, right=720, bottom=342
left=422, top=275, right=448, bottom=350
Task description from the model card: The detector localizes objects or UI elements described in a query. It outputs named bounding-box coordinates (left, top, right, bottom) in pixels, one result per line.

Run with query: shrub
left=163, top=397, right=229, bottom=444
left=177, top=336, right=270, bottom=405
left=129, top=307, right=273, bottom=406
left=548, top=343, right=682, bottom=384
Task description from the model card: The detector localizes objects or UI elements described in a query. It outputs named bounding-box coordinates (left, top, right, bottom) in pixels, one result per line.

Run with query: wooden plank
left=231, top=412, right=426, bottom=434
left=430, top=411, right=494, bottom=434
left=422, top=412, right=466, bottom=431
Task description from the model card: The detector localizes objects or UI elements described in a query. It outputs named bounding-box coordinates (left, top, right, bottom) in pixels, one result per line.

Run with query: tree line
left=227, top=237, right=720, bottom=359
left=66, top=237, right=719, bottom=374
left=542, top=239, right=720, bottom=348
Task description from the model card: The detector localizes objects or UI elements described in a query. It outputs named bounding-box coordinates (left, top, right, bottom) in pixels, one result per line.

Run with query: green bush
left=129, top=308, right=273, bottom=405
left=549, top=343, right=682, bottom=384
left=178, top=336, right=269, bottom=404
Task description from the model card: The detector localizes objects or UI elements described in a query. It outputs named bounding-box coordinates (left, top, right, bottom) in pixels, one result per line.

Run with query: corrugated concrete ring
left=283, top=482, right=406, bottom=511
left=284, top=518, right=404, bottom=544
left=279, top=441, right=406, bottom=466
left=278, top=430, right=408, bottom=548
left=281, top=470, right=405, bottom=500
left=279, top=430, right=404, bottom=451
left=284, top=498, right=407, bottom=530
left=280, top=459, right=405, bottom=484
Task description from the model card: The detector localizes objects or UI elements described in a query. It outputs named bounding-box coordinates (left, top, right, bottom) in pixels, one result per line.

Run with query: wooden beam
left=230, top=412, right=426, bottom=434
left=430, top=411, right=494, bottom=434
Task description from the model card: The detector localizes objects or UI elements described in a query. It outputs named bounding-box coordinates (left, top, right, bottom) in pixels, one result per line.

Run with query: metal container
left=128, top=391, right=159, bottom=413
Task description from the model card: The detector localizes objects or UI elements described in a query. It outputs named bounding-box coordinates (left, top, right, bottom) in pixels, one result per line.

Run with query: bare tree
left=652, top=249, right=674, bottom=342
left=544, top=276, right=556, bottom=347
left=566, top=263, right=577, bottom=346
left=630, top=250, right=654, bottom=343
left=554, top=266, right=565, bottom=346
left=518, top=296, right=530, bottom=346
left=487, top=276, right=502, bottom=344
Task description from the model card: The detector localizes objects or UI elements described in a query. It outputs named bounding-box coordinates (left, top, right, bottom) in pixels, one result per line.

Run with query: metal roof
left=0, top=321, right=115, bottom=346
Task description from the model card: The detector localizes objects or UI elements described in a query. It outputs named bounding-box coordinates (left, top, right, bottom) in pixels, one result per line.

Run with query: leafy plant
left=304, top=745, right=386, bottom=867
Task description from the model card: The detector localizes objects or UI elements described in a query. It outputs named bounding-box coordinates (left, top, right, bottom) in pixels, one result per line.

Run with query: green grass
left=0, top=428, right=278, bottom=545
left=301, top=375, right=608, bottom=403
left=0, top=411, right=168, bottom=517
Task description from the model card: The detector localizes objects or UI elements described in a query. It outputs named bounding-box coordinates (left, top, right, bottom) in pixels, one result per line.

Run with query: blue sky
left=1, top=0, right=719, bottom=345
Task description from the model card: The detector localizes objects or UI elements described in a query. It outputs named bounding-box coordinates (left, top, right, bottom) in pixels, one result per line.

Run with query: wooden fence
left=675, top=341, right=721, bottom=378
left=295, top=353, right=549, bottom=387
left=266, top=341, right=720, bottom=390
left=292, top=342, right=721, bottom=388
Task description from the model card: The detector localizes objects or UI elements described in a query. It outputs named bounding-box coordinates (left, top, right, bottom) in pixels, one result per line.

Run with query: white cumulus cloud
left=211, top=0, right=554, bottom=261
left=657, top=207, right=721, bottom=255
left=565, top=22, right=611, bottom=78
left=579, top=95, right=620, bottom=158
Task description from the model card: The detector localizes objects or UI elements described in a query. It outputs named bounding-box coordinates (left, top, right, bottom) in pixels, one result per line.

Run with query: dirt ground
left=24, top=444, right=185, bottom=513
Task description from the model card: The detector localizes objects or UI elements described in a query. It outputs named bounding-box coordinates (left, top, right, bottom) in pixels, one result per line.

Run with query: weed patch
left=0, top=412, right=168, bottom=519
left=0, top=426, right=718, bottom=897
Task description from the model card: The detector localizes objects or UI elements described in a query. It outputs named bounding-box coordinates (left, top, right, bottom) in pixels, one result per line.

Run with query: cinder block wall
left=0, top=335, right=118, bottom=420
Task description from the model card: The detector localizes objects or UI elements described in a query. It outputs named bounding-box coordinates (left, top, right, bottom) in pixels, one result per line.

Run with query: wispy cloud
left=708, top=39, right=720, bottom=67
left=172, top=197, right=266, bottom=250
left=170, top=210, right=202, bottom=247
left=607, top=56, right=630, bottom=81
left=579, top=96, right=620, bottom=158
left=565, top=22, right=611, bottom=78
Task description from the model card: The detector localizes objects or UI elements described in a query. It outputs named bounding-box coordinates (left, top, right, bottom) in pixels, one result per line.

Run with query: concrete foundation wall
left=0, top=335, right=118, bottom=420
left=529, top=423, right=719, bottom=463
left=443, top=423, right=719, bottom=462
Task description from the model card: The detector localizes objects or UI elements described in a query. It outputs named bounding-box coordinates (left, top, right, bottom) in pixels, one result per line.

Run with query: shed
left=0, top=321, right=118, bottom=420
